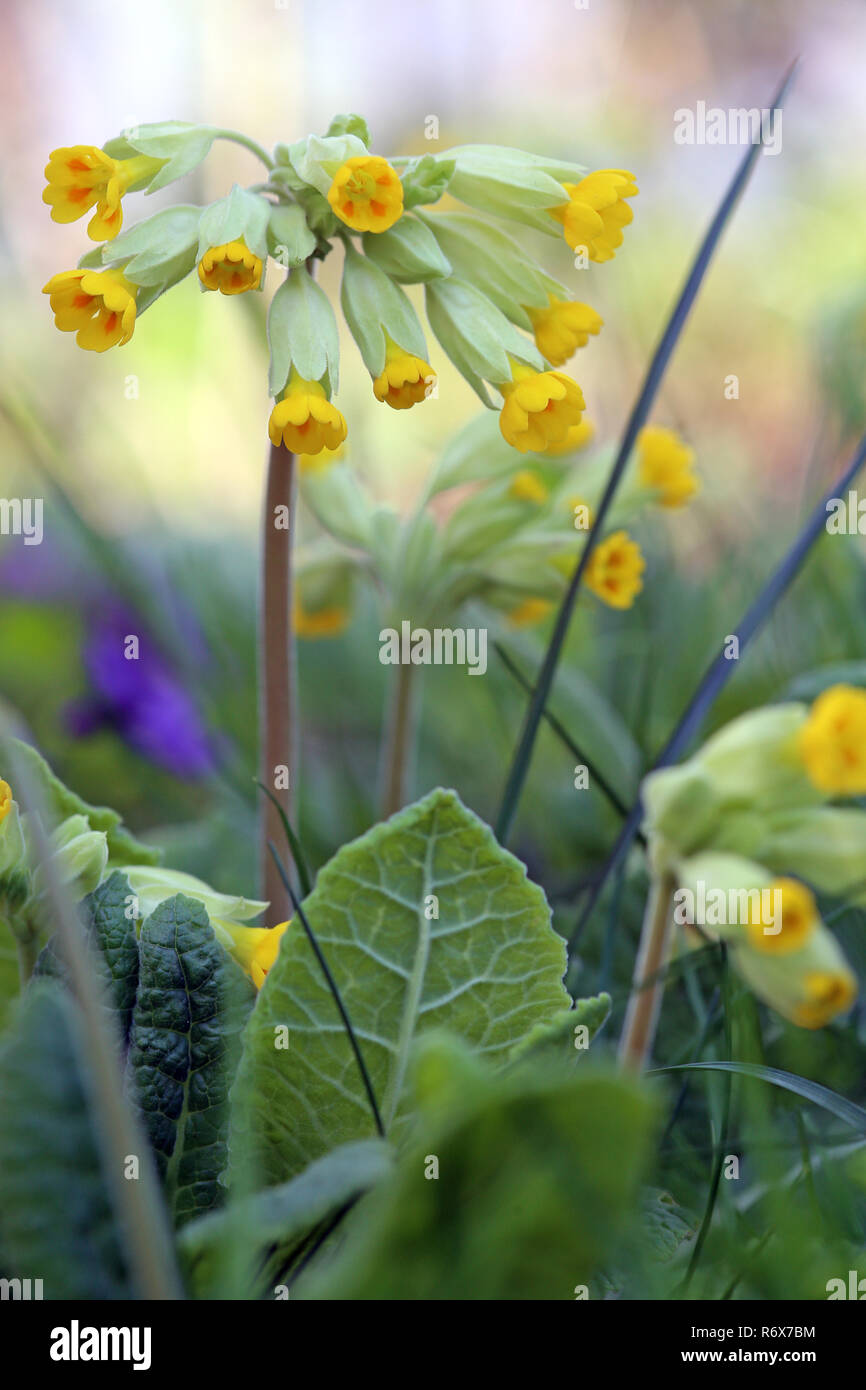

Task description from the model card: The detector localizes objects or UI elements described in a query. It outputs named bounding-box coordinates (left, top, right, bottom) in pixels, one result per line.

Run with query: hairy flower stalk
left=618, top=871, right=676, bottom=1071
left=380, top=662, right=419, bottom=819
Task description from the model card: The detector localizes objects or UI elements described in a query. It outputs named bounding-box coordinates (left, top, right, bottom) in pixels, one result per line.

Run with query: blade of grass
left=650, top=1060, right=866, bottom=1136
left=682, top=947, right=733, bottom=1287
left=256, top=781, right=313, bottom=897
left=494, top=59, right=799, bottom=845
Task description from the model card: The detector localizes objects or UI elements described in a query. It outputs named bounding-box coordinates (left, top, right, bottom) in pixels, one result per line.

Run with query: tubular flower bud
left=798, top=684, right=866, bottom=795
left=527, top=297, right=602, bottom=367
left=735, top=938, right=858, bottom=1031
left=327, top=155, right=404, bottom=233
left=544, top=418, right=595, bottom=457
left=584, top=530, right=645, bottom=609
left=549, top=169, right=638, bottom=261
left=0, top=781, right=11, bottom=823
left=372, top=338, right=435, bottom=409
left=213, top=919, right=289, bottom=990
left=42, top=268, right=137, bottom=351
left=268, top=371, right=348, bottom=455
left=637, top=426, right=698, bottom=508
left=294, top=596, right=349, bottom=639
left=745, top=876, right=818, bottom=955
left=198, top=239, right=263, bottom=294
left=498, top=360, right=585, bottom=453
left=43, top=145, right=165, bottom=241
left=508, top=471, right=549, bottom=504
left=508, top=598, right=553, bottom=627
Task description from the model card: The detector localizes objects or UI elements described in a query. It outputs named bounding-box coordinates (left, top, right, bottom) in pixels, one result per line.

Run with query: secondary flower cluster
left=41, top=116, right=638, bottom=454
left=642, top=685, right=866, bottom=1029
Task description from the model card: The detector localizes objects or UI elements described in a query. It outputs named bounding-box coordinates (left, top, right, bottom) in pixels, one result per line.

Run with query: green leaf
left=34, top=870, right=139, bottom=1045
left=362, top=216, right=451, bottom=283
left=508, top=993, right=611, bottom=1065
left=296, top=1036, right=655, bottom=1300
left=267, top=203, right=317, bottom=268
left=0, top=983, right=131, bottom=1297
left=651, top=1061, right=866, bottom=1135
left=268, top=267, right=341, bottom=396
left=179, top=1138, right=393, bottom=1297
left=230, top=788, right=570, bottom=1186
left=783, top=661, right=866, bottom=702
left=124, top=121, right=218, bottom=192
left=127, top=894, right=255, bottom=1227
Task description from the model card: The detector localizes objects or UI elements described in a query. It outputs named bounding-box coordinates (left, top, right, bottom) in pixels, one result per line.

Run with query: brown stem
left=618, top=870, right=676, bottom=1072
left=380, top=662, right=418, bottom=818
left=259, top=439, right=297, bottom=922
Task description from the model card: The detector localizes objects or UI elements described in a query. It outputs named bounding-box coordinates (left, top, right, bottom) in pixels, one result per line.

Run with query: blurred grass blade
left=568, top=423, right=866, bottom=952
left=651, top=1061, right=866, bottom=1136
left=494, top=59, right=799, bottom=845
left=257, top=781, right=313, bottom=896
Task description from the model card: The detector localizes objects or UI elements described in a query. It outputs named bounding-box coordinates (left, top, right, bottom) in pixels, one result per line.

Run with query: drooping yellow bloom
left=637, top=426, right=698, bottom=507
left=42, top=268, right=137, bottom=351
left=498, top=361, right=585, bottom=453
left=508, top=598, right=553, bottom=627
left=508, top=470, right=549, bottom=504
left=544, top=418, right=595, bottom=457
left=43, top=145, right=164, bottom=242
left=746, top=877, right=818, bottom=955
left=795, top=971, right=858, bottom=1029
left=373, top=338, right=435, bottom=409
left=299, top=442, right=346, bottom=474
left=549, top=169, right=638, bottom=262
left=0, top=781, right=12, bottom=823
left=294, top=597, right=349, bottom=639
left=799, top=684, right=866, bottom=795
left=584, top=530, right=645, bottom=609
left=216, top=919, right=289, bottom=989
left=268, top=371, right=348, bottom=454
left=327, top=155, right=404, bottom=233
left=527, top=297, right=602, bottom=367
left=198, top=240, right=263, bottom=295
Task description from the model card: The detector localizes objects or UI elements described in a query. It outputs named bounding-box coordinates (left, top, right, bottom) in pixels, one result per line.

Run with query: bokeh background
left=2, top=0, right=866, bottom=954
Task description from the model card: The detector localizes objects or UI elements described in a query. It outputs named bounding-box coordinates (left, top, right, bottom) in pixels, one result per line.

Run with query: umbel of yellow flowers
left=642, top=684, right=866, bottom=1029
left=41, top=117, right=639, bottom=454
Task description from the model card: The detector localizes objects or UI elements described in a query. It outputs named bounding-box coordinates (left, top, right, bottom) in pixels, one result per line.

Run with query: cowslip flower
left=508, top=470, right=549, bottom=504
left=327, top=154, right=404, bottom=233
left=294, top=595, right=349, bottom=638
left=584, top=530, right=645, bottom=609
left=214, top=919, right=289, bottom=989
left=198, top=239, right=263, bottom=295
left=527, top=297, right=602, bottom=367
left=637, top=426, right=698, bottom=508
left=745, top=876, right=818, bottom=955
left=0, top=781, right=11, bottom=823
left=508, top=598, right=553, bottom=627
left=42, top=268, right=137, bottom=351
left=373, top=337, right=435, bottom=409
left=549, top=169, right=638, bottom=262
left=268, top=371, right=348, bottom=454
left=43, top=145, right=164, bottom=241
left=544, top=418, right=595, bottom=457
left=498, top=360, right=585, bottom=453
left=798, top=684, right=866, bottom=795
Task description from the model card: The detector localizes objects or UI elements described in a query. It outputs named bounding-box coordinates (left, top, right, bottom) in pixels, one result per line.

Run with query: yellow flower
left=637, top=426, right=698, bottom=507
left=508, top=598, right=553, bottom=627
left=373, top=338, right=435, bottom=409
left=327, top=155, right=404, bottom=233
left=544, top=419, right=595, bottom=457
left=0, top=781, right=12, bottom=823
left=508, top=471, right=549, bottom=504
left=294, top=597, right=349, bottom=639
left=794, top=971, right=858, bottom=1029
left=527, top=297, right=602, bottom=366
left=746, top=877, right=818, bottom=955
left=43, top=145, right=164, bottom=242
left=550, top=169, right=638, bottom=262
left=584, top=530, right=645, bottom=609
left=42, top=268, right=137, bottom=351
left=498, top=361, right=585, bottom=453
left=216, top=919, right=289, bottom=990
left=799, top=684, right=866, bottom=795
left=300, top=442, right=345, bottom=474
left=198, top=240, right=263, bottom=295
left=268, top=371, right=348, bottom=454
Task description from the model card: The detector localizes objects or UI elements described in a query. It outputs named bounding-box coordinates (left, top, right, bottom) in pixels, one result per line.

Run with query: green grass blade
left=650, top=1061, right=866, bottom=1136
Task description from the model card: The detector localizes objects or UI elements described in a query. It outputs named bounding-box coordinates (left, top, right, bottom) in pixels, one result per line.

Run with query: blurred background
left=2, top=0, right=866, bottom=955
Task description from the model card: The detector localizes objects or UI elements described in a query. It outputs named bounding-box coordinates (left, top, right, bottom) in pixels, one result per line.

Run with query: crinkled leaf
left=508, top=993, right=611, bottom=1066
left=229, top=787, right=570, bottom=1186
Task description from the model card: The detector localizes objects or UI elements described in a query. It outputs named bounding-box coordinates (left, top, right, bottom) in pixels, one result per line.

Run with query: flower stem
left=618, top=870, right=676, bottom=1071
left=381, top=662, right=419, bottom=818
left=259, top=439, right=297, bottom=922
left=216, top=130, right=274, bottom=170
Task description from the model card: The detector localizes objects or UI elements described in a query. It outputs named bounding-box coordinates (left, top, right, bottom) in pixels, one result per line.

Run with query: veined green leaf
left=229, top=788, right=570, bottom=1185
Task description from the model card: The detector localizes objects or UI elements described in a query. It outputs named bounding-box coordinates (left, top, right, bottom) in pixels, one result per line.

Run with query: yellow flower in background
left=43, top=145, right=164, bottom=242
left=299, top=442, right=345, bottom=474
left=544, top=418, right=595, bottom=457
left=215, top=919, right=289, bottom=989
left=508, top=598, right=553, bottom=627
left=327, top=154, right=404, bottom=232
left=294, top=597, right=349, bottom=639
left=550, top=169, right=638, bottom=262
left=585, top=530, right=645, bottom=609
left=373, top=338, right=435, bottom=409
left=269, top=372, right=348, bottom=454
left=527, top=297, right=602, bottom=367
left=498, top=361, right=585, bottom=453
left=42, top=268, right=137, bottom=351
left=746, top=877, right=818, bottom=955
left=508, top=471, right=549, bottom=504
left=637, top=426, right=698, bottom=507
left=799, top=684, right=866, bottom=795
left=0, top=781, right=12, bottom=823
left=198, top=240, right=263, bottom=294
left=795, top=971, right=858, bottom=1029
